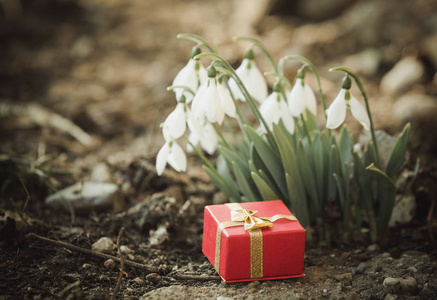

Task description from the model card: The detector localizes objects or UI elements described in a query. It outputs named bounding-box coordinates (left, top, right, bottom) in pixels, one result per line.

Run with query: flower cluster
left=157, top=47, right=371, bottom=175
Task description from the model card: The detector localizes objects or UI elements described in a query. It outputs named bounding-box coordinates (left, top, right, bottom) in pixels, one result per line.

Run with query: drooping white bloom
left=288, top=78, right=317, bottom=117
left=259, top=92, right=295, bottom=134
left=156, top=140, right=187, bottom=175
left=217, top=81, right=236, bottom=118
left=228, top=58, right=268, bottom=104
left=162, top=103, right=186, bottom=140
left=191, top=74, right=239, bottom=125
left=326, top=89, right=370, bottom=130
left=172, top=59, right=207, bottom=103
left=187, top=121, right=218, bottom=155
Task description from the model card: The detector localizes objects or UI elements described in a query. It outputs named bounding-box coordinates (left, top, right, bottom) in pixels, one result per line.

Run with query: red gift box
left=202, top=200, right=306, bottom=283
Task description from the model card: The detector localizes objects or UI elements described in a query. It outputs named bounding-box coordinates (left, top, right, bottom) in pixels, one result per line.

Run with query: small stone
left=92, top=237, right=115, bottom=254
left=146, top=273, right=162, bottom=283
left=367, top=244, right=379, bottom=252
left=149, top=225, right=169, bottom=246
left=380, top=56, right=425, bottom=96
left=45, top=182, right=121, bottom=213
left=382, top=252, right=391, bottom=258
left=217, top=297, right=232, bottom=300
left=247, top=281, right=261, bottom=289
left=399, top=277, right=418, bottom=294
left=408, top=266, right=418, bottom=273
left=383, top=277, right=400, bottom=287
left=90, top=163, right=111, bottom=183
left=82, top=263, right=93, bottom=269
left=323, top=289, right=328, bottom=293
left=249, top=288, right=258, bottom=294
left=334, top=273, right=353, bottom=281
left=104, top=259, right=116, bottom=269
left=134, top=277, right=144, bottom=285
left=120, top=245, right=132, bottom=254
left=343, top=48, right=381, bottom=76
left=393, top=94, right=437, bottom=123
left=354, top=262, right=366, bottom=275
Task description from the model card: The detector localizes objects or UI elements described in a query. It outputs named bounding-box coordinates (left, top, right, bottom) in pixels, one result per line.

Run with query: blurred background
left=1, top=0, right=437, bottom=182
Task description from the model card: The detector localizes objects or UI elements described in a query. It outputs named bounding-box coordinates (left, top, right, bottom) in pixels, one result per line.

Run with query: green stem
left=212, top=123, right=230, bottom=148
left=166, top=85, right=196, bottom=96
left=233, top=36, right=278, bottom=73
left=264, top=72, right=293, bottom=90
left=330, top=66, right=381, bottom=168
left=300, top=115, right=312, bottom=145
left=281, top=55, right=328, bottom=121
left=177, top=33, right=216, bottom=53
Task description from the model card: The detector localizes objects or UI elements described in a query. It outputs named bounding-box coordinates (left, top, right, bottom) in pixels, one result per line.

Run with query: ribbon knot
left=230, top=209, right=273, bottom=231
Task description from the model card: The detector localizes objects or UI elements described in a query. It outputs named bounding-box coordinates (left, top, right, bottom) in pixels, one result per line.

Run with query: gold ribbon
left=214, top=203, right=298, bottom=279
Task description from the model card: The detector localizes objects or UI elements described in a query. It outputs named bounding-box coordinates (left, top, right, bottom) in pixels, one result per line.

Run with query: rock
left=380, top=57, right=425, bottom=96
left=146, top=273, right=162, bottom=283
left=247, top=281, right=261, bottom=289
left=389, top=194, right=416, bottom=227
left=393, top=94, right=437, bottom=123
left=358, top=130, right=397, bottom=168
left=343, top=48, right=381, bottom=76
left=45, top=182, right=122, bottom=213
left=149, top=224, right=169, bottom=246
left=382, top=252, right=391, bottom=258
left=92, top=237, right=115, bottom=254
left=82, top=263, right=93, bottom=269
left=367, top=244, right=379, bottom=252
left=104, top=259, right=116, bottom=269
left=90, top=163, right=111, bottom=182
left=134, top=277, right=144, bottom=285
left=120, top=245, right=132, bottom=254
left=383, top=277, right=418, bottom=294
left=354, top=262, right=366, bottom=275
left=334, top=273, right=353, bottom=281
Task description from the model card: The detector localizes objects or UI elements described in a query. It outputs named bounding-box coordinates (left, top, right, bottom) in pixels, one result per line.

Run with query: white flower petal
left=203, top=79, right=222, bottom=124
left=304, top=83, right=317, bottom=115
left=288, top=78, right=306, bottom=117
left=217, top=82, right=236, bottom=118
left=326, top=89, right=347, bottom=129
left=168, top=142, right=187, bottom=172
left=186, top=107, right=203, bottom=137
left=228, top=77, right=244, bottom=102
left=191, top=80, right=207, bottom=120
left=240, top=59, right=268, bottom=103
left=349, top=94, right=370, bottom=130
left=187, top=132, right=200, bottom=152
left=162, top=103, right=186, bottom=140
left=259, top=92, right=281, bottom=129
left=279, top=99, right=295, bottom=134
left=172, top=59, right=198, bottom=103
left=200, top=122, right=218, bottom=155
left=197, top=63, right=208, bottom=85
left=156, top=142, right=169, bottom=175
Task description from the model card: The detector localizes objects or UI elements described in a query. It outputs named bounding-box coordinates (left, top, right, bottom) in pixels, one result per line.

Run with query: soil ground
left=1, top=0, right=436, bottom=299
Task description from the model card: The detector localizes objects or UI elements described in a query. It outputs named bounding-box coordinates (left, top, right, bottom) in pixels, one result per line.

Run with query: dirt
left=1, top=0, right=437, bottom=299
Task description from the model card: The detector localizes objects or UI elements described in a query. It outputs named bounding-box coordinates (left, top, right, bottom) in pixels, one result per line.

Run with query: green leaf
left=251, top=172, right=279, bottom=200
left=203, top=165, right=238, bottom=202
left=285, top=173, right=310, bottom=228
left=244, top=125, right=286, bottom=196
left=366, top=163, right=397, bottom=236
left=386, top=123, right=410, bottom=178
left=297, top=141, right=320, bottom=213
left=232, top=161, right=261, bottom=202
left=338, top=126, right=353, bottom=166
left=216, top=155, right=240, bottom=200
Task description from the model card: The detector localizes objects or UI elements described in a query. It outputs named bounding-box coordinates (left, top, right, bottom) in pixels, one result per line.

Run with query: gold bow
left=230, top=209, right=273, bottom=231
left=215, top=203, right=298, bottom=279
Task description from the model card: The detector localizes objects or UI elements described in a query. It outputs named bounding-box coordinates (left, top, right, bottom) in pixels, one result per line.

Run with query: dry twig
left=27, top=233, right=221, bottom=281
left=111, top=227, right=125, bottom=300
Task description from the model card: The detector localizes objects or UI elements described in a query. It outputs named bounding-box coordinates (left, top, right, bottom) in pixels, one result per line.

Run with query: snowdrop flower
left=259, top=82, right=295, bottom=134
left=172, top=47, right=207, bottom=103
left=288, top=69, right=317, bottom=117
left=162, top=102, right=186, bottom=140
left=191, top=66, right=236, bottom=125
left=228, top=49, right=268, bottom=104
left=326, top=76, right=370, bottom=130
left=187, top=121, right=218, bottom=155
left=156, top=140, right=187, bottom=175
